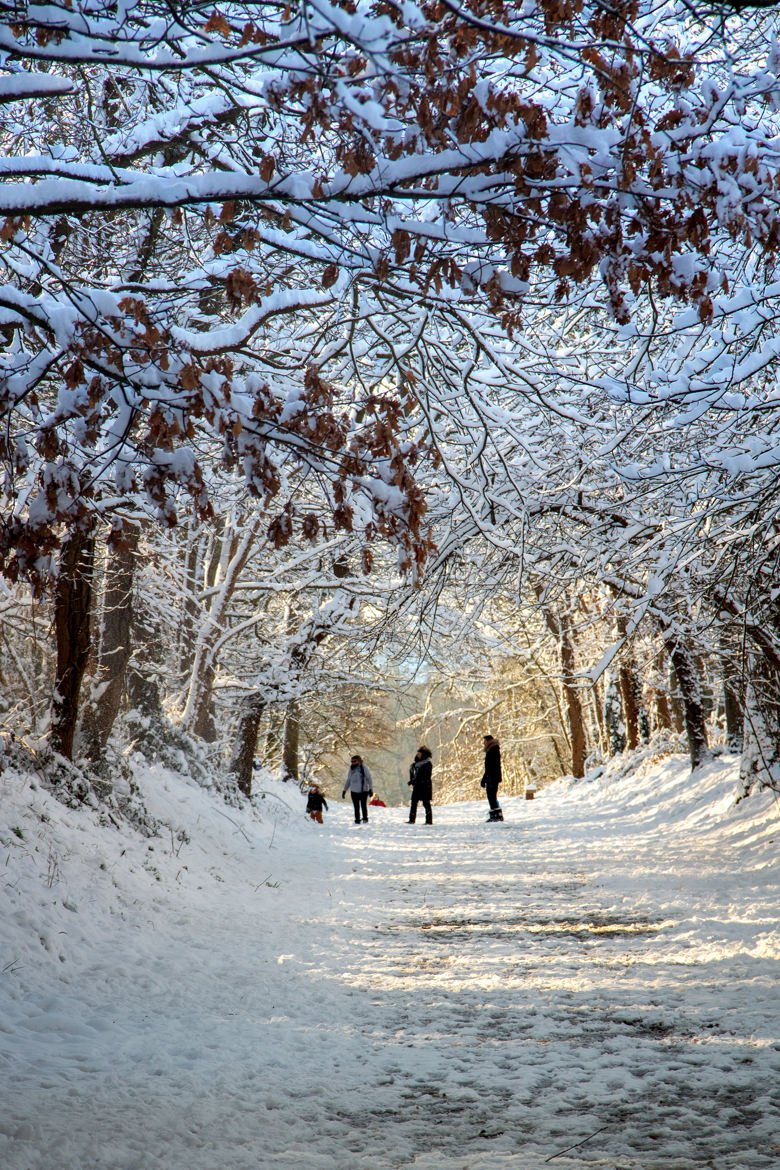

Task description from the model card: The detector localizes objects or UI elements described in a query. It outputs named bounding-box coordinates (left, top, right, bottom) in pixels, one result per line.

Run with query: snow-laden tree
left=5, top=1, right=780, bottom=789
left=5, top=1, right=780, bottom=578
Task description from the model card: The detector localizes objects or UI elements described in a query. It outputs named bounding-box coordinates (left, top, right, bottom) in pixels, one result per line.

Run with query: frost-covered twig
left=545, top=1123, right=612, bottom=1162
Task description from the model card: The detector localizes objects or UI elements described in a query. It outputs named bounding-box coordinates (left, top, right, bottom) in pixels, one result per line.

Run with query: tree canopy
left=3, top=1, right=780, bottom=793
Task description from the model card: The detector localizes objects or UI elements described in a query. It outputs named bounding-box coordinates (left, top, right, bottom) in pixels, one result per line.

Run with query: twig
left=545, top=1124, right=612, bottom=1162
left=213, top=807, right=251, bottom=842
left=256, top=787, right=297, bottom=812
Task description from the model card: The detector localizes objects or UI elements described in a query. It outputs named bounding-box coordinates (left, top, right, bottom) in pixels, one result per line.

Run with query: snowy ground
left=1, top=752, right=778, bottom=1170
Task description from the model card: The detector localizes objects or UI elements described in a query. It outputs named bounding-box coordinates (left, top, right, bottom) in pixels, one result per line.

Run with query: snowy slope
left=0, top=751, right=778, bottom=1170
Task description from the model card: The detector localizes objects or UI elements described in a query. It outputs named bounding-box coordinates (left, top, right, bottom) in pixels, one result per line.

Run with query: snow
left=0, top=74, right=73, bottom=100
left=0, top=752, right=778, bottom=1169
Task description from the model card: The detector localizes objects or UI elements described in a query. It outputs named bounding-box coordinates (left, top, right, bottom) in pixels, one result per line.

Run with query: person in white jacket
left=342, top=754, right=373, bottom=824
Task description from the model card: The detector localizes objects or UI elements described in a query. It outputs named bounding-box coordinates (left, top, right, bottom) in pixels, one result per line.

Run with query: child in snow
left=306, top=783, right=328, bottom=824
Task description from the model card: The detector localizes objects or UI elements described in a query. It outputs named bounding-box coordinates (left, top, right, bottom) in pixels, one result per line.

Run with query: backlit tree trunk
left=661, top=628, right=710, bottom=770
left=182, top=519, right=260, bottom=739
left=229, top=694, right=266, bottom=796
left=722, top=636, right=744, bottom=753
left=652, top=651, right=674, bottom=731
left=617, top=616, right=641, bottom=751
left=542, top=601, right=587, bottom=779
left=51, top=528, right=95, bottom=759
left=81, top=527, right=139, bottom=762
left=282, top=698, right=300, bottom=783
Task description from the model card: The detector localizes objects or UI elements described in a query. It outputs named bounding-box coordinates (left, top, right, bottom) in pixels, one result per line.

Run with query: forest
left=3, top=0, right=780, bottom=806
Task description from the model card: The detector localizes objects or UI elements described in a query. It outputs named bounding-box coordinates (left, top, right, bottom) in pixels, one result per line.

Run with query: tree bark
left=720, top=633, right=744, bottom=752
left=182, top=519, right=260, bottom=739
left=282, top=698, right=300, bottom=782
left=178, top=524, right=203, bottom=681
left=652, top=650, right=674, bottom=731
left=618, top=659, right=641, bottom=750
left=127, top=664, right=163, bottom=721
left=614, top=614, right=642, bottom=750
left=662, top=631, right=710, bottom=770
left=542, top=602, right=587, bottom=778
left=560, top=615, right=587, bottom=778
left=723, top=670, right=744, bottom=752
left=127, top=585, right=165, bottom=724
left=740, top=651, right=780, bottom=792
left=51, top=528, right=95, bottom=759
left=81, top=527, right=139, bottom=762
left=229, top=694, right=266, bottom=796
left=668, top=663, right=686, bottom=734
left=590, top=676, right=606, bottom=751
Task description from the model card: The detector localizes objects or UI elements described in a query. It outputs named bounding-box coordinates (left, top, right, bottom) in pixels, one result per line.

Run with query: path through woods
left=1, top=756, right=778, bottom=1169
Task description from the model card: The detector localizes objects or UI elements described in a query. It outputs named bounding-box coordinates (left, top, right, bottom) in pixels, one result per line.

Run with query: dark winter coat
left=306, top=790, right=328, bottom=813
left=482, top=739, right=502, bottom=785
left=408, top=752, right=433, bottom=800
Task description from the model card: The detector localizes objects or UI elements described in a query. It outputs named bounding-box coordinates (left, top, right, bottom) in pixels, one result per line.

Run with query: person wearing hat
left=407, top=745, right=433, bottom=824
left=342, top=754, right=373, bottom=824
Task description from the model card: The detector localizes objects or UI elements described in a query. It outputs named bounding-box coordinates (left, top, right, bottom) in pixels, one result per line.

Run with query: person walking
left=481, top=734, right=503, bottom=821
left=305, top=782, right=328, bottom=824
left=407, top=745, right=433, bottom=824
left=342, top=754, right=373, bottom=824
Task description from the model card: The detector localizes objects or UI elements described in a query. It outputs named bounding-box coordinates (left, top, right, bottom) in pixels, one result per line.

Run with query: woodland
left=3, top=0, right=780, bottom=806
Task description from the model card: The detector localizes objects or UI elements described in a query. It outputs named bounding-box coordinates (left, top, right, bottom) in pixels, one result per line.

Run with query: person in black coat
left=305, top=783, right=328, bottom=824
left=407, top=745, right=433, bottom=824
left=481, top=734, right=503, bottom=821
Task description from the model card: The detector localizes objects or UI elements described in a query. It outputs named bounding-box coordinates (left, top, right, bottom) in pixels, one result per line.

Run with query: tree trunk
left=282, top=698, right=300, bottom=782
left=605, top=675, right=626, bottom=755
left=560, top=624, right=587, bottom=777
left=668, top=663, right=686, bottom=733
left=615, top=615, right=641, bottom=750
left=127, top=599, right=165, bottom=724
left=182, top=520, right=260, bottom=739
left=722, top=640, right=744, bottom=753
left=724, top=675, right=743, bottom=753
left=51, top=528, right=95, bottom=759
left=590, top=676, right=606, bottom=751
left=191, top=657, right=218, bottom=742
left=618, top=660, right=641, bottom=750
left=652, top=650, right=673, bottom=731
left=740, top=651, right=780, bottom=793
left=542, top=603, right=587, bottom=778
left=229, top=694, right=266, bottom=796
left=178, top=524, right=203, bottom=680
left=81, top=527, right=139, bottom=762
left=662, top=632, right=710, bottom=770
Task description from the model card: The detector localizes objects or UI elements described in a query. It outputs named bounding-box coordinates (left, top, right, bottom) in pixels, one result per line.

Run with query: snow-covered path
left=1, top=755, right=778, bottom=1169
